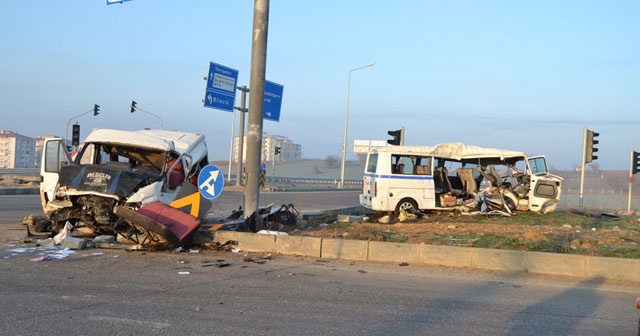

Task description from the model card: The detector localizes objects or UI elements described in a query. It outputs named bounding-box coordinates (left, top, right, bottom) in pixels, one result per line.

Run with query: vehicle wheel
left=504, top=196, right=517, bottom=212
left=395, top=198, right=418, bottom=216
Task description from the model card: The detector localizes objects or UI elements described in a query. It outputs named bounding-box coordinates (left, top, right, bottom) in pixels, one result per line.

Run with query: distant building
left=233, top=134, right=302, bottom=163
left=0, top=130, right=36, bottom=168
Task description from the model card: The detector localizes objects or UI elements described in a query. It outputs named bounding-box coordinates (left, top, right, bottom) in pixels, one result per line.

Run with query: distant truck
left=39, top=128, right=212, bottom=247
left=359, top=143, right=562, bottom=215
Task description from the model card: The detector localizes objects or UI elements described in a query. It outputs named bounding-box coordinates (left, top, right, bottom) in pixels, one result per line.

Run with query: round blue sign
left=197, top=165, right=225, bottom=200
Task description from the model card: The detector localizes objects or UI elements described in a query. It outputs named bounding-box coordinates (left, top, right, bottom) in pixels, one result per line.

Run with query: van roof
left=84, top=129, right=205, bottom=155
left=372, top=143, right=527, bottom=161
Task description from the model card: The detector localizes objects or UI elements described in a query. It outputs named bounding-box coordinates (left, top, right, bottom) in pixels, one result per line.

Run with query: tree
left=325, top=155, right=340, bottom=169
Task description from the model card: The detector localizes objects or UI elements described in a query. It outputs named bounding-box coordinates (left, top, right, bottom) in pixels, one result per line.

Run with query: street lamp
left=340, top=62, right=375, bottom=188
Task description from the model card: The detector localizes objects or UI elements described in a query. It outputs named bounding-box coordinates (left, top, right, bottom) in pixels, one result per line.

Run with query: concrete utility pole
left=579, top=126, right=587, bottom=209
left=235, top=85, right=249, bottom=187
left=244, top=0, right=269, bottom=220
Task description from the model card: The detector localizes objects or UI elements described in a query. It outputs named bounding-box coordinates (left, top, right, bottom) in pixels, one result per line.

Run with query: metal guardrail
left=0, top=168, right=39, bottom=175
left=226, top=174, right=361, bottom=186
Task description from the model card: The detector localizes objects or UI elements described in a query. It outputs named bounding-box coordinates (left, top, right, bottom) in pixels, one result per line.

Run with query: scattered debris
left=243, top=256, right=266, bottom=264
left=52, top=222, right=73, bottom=245
left=337, top=215, right=364, bottom=223
left=257, top=230, right=288, bottom=236
left=398, top=209, right=417, bottom=222
left=378, top=215, right=392, bottom=224
left=201, top=260, right=231, bottom=268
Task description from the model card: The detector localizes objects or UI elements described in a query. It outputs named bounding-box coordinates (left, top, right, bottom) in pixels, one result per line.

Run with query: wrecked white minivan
left=40, top=129, right=211, bottom=247
left=359, top=143, right=563, bottom=215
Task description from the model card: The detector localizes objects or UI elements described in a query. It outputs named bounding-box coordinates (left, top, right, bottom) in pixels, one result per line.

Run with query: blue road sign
left=263, top=80, right=284, bottom=122
left=197, top=165, right=225, bottom=200
left=106, top=0, right=132, bottom=4
left=204, top=62, right=239, bottom=112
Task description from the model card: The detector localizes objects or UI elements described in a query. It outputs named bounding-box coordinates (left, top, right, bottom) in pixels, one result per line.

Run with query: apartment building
left=0, top=130, right=36, bottom=168
left=233, top=134, right=302, bottom=163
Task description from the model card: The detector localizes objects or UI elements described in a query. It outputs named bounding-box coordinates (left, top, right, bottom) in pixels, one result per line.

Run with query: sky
left=1, top=1, right=639, bottom=170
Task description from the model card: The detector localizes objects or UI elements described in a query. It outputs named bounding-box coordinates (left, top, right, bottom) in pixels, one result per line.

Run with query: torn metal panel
left=114, top=202, right=201, bottom=248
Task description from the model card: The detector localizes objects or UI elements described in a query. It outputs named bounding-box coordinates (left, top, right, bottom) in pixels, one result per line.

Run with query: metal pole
left=235, top=86, right=249, bottom=187
left=579, top=126, right=587, bottom=209
left=132, top=105, right=164, bottom=129
left=629, top=149, right=633, bottom=213
left=227, top=109, right=236, bottom=182
left=339, top=62, right=374, bottom=188
left=244, top=0, right=269, bottom=221
left=65, top=109, right=93, bottom=147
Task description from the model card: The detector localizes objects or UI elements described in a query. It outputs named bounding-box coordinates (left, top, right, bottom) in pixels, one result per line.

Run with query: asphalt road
left=0, top=245, right=638, bottom=335
left=1, top=193, right=639, bottom=335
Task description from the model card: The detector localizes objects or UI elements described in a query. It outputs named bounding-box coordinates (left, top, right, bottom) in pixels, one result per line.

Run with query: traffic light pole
left=130, top=102, right=164, bottom=129
left=579, top=126, right=587, bottom=209
left=65, top=108, right=95, bottom=150
left=629, top=149, right=634, bottom=213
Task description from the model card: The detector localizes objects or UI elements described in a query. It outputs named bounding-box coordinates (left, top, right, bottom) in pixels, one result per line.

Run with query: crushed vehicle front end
left=39, top=129, right=211, bottom=246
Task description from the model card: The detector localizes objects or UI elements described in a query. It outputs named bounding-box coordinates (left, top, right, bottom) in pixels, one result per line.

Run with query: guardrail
left=0, top=168, right=39, bottom=175
left=227, top=174, right=361, bottom=186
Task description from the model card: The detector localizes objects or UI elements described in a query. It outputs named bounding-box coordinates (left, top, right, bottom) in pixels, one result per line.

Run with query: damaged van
left=359, top=143, right=562, bottom=215
left=39, top=128, right=212, bottom=246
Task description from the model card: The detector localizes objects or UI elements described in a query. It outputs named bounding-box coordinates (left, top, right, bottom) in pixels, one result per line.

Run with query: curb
left=212, top=231, right=640, bottom=283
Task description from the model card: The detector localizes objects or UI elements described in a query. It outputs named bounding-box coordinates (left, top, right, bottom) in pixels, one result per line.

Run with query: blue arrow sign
left=263, top=80, right=284, bottom=122
left=204, top=62, right=239, bottom=112
left=197, top=165, right=225, bottom=200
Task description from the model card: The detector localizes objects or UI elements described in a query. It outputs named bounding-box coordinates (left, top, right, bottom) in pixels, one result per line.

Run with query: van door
left=40, top=138, right=73, bottom=210
left=526, top=155, right=561, bottom=213
left=360, top=153, right=378, bottom=209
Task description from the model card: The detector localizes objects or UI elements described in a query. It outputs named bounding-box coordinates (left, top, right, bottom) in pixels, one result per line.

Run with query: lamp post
left=340, top=62, right=375, bottom=188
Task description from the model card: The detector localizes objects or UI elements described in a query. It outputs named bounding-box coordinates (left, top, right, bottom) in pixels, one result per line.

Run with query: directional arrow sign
left=197, top=165, right=225, bottom=200
left=263, top=80, right=284, bottom=122
left=204, top=62, right=238, bottom=112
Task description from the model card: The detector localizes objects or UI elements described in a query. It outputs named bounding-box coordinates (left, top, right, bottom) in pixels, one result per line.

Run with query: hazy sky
left=1, top=1, right=638, bottom=170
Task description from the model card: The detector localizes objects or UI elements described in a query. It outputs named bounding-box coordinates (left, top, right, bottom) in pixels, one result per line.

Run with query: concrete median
left=212, top=230, right=640, bottom=282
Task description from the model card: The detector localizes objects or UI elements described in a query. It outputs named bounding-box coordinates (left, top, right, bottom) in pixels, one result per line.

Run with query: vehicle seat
left=416, top=165, right=430, bottom=175
left=167, top=160, right=185, bottom=189
left=434, top=166, right=452, bottom=194
left=456, top=168, right=477, bottom=195
left=478, top=166, right=500, bottom=188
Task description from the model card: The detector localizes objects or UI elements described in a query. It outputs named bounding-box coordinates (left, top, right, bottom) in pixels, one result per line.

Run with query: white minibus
left=359, top=143, right=562, bottom=215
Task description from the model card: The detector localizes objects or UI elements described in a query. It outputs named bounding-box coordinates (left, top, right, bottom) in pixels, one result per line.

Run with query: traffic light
left=387, top=129, right=402, bottom=146
left=72, top=124, right=80, bottom=146
left=585, top=129, right=599, bottom=163
left=633, top=151, right=640, bottom=175
left=93, top=104, right=100, bottom=116
left=130, top=100, right=137, bottom=113
left=275, top=146, right=281, bottom=155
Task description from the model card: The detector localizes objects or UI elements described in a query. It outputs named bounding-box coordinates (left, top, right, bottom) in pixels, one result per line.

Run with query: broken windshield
left=77, top=143, right=167, bottom=170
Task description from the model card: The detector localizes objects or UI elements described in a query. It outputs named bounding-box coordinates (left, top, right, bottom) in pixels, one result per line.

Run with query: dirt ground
left=291, top=210, right=640, bottom=258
